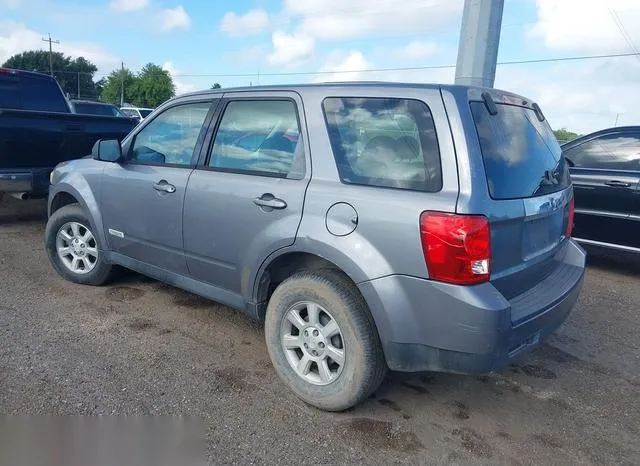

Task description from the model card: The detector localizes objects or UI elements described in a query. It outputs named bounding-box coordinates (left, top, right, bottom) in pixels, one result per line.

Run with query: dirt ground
left=1, top=197, right=638, bottom=465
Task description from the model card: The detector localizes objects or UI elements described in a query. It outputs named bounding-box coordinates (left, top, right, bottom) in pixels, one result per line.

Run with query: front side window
left=208, top=100, right=303, bottom=178
left=129, top=102, right=211, bottom=166
left=563, top=133, right=640, bottom=171
left=322, top=97, right=442, bottom=191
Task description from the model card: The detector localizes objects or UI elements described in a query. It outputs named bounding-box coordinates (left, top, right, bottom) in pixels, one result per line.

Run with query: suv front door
left=183, top=93, right=309, bottom=307
left=565, top=129, right=640, bottom=249
left=100, top=98, right=217, bottom=274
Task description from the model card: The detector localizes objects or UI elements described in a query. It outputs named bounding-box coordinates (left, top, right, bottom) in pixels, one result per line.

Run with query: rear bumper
left=0, top=169, right=51, bottom=195
left=358, top=239, right=586, bottom=374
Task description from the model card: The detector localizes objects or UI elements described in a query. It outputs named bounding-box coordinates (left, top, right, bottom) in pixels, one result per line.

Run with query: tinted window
left=140, top=109, right=153, bottom=118
left=130, top=102, right=211, bottom=166
left=74, top=102, right=119, bottom=116
left=209, top=100, right=303, bottom=178
left=322, top=97, right=442, bottom=192
left=20, top=76, right=69, bottom=112
left=0, top=74, right=21, bottom=109
left=563, top=133, right=640, bottom=171
left=0, top=73, right=68, bottom=112
left=471, top=102, right=570, bottom=200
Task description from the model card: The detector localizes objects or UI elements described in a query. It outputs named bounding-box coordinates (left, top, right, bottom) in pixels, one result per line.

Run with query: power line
left=607, top=7, right=640, bottom=64
left=171, top=51, right=640, bottom=78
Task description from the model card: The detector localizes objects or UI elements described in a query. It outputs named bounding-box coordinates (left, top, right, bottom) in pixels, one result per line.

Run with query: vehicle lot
left=1, top=197, right=638, bottom=465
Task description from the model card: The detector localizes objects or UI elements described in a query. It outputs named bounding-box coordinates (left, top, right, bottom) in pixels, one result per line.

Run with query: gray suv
left=45, top=83, right=586, bottom=411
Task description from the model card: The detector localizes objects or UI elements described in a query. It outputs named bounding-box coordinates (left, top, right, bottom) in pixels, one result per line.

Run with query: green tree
left=211, top=83, right=221, bottom=89
left=553, top=128, right=580, bottom=143
left=3, top=50, right=99, bottom=99
left=100, top=68, right=137, bottom=105
left=130, top=63, right=175, bottom=107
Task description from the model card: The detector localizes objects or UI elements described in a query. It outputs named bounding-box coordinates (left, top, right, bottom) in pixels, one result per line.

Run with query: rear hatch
left=467, top=92, right=574, bottom=320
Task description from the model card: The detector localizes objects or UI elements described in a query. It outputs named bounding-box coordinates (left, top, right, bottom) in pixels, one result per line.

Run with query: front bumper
left=358, top=240, right=586, bottom=374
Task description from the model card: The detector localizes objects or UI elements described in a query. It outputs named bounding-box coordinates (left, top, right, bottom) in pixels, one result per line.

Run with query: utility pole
left=41, top=33, right=60, bottom=77
left=120, top=62, right=124, bottom=107
left=455, top=0, right=504, bottom=88
left=614, top=113, right=620, bottom=127
left=77, top=72, right=80, bottom=99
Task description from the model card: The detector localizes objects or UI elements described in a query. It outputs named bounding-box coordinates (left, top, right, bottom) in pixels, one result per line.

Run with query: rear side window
left=20, top=76, right=69, bottom=113
left=0, top=74, right=21, bottom=109
left=470, top=102, right=570, bottom=200
left=563, top=132, right=640, bottom=171
left=322, top=97, right=442, bottom=192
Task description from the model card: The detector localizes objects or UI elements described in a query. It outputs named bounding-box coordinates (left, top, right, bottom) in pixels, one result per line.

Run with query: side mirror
left=92, top=139, right=122, bottom=162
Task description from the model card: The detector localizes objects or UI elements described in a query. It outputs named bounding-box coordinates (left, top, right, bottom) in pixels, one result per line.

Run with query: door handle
left=153, top=180, right=176, bottom=193
left=253, top=193, right=287, bottom=210
left=604, top=180, right=631, bottom=188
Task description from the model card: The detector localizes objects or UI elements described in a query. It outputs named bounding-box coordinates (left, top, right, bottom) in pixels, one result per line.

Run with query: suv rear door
left=462, top=90, right=574, bottom=316
left=563, top=129, right=640, bottom=250
left=182, top=91, right=310, bottom=307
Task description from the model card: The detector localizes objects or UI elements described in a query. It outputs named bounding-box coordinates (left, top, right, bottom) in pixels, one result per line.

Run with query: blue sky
left=1, top=0, right=640, bottom=133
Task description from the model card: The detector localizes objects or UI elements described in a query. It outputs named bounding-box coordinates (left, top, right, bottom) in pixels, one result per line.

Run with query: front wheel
left=264, top=270, right=387, bottom=411
left=45, top=204, right=114, bottom=286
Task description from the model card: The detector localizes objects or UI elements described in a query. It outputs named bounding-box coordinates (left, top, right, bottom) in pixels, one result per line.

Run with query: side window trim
left=197, top=96, right=306, bottom=179
left=123, top=98, right=219, bottom=169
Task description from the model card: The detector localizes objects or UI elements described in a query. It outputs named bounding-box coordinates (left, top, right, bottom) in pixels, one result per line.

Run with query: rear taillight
left=420, top=212, right=491, bottom=285
left=566, top=197, right=575, bottom=237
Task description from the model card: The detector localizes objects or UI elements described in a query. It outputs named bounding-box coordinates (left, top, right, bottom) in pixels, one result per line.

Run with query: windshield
left=470, top=102, right=570, bottom=200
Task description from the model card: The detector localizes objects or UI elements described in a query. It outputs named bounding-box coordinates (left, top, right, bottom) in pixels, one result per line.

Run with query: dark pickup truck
left=0, top=68, right=137, bottom=198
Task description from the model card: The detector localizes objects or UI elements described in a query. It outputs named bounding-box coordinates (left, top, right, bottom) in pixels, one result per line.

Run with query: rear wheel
left=265, top=270, right=387, bottom=411
left=45, top=204, right=114, bottom=286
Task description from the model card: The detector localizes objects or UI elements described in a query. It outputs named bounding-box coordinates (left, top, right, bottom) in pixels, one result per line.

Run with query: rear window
left=322, top=97, right=442, bottom=192
left=471, top=102, right=570, bottom=200
left=74, top=102, right=118, bottom=116
left=140, top=109, right=153, bottom=118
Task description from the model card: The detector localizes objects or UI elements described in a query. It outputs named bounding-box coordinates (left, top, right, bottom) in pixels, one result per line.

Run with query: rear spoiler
left=481, top=91, right=545, bottom=122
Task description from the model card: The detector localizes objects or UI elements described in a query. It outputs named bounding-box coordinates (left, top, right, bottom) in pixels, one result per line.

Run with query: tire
left=265, top=269, right=387, bottom=411
left=45, top=203, right=114, bottom=286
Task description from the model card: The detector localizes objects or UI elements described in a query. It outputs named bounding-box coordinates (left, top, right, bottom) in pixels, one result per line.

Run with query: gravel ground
left=1, top=197, right=639, bottom=465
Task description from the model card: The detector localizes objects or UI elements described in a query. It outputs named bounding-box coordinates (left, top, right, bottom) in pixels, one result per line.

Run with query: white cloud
left=0, top=21, right=117, bottom=75
left=398, top=41, right=441, bottom=61
left=495, top=57, right=640, bottom=134
left=530, top=0, right=640, bottom=54
left=158, top=6, right=191, bottom=32
left=110, top=0, right=149, bottom=12
left=220, top=9, right=269, bottom=36
left=1, top=0, right=22, bottom=9
left=283, top=0, right=463, bottom=40
left=162, top=61, right=201, bottom=95
left=315, top=50, right=372, bottom=82
left=267, top=31, right=314, bottom=68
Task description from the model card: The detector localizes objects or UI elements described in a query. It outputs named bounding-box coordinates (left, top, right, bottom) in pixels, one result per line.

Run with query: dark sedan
left=562, top=126, right=640, bottom=253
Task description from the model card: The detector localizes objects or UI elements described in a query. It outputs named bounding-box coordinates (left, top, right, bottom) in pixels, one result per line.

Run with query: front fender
left=49, top=166, right=107, bottom=250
